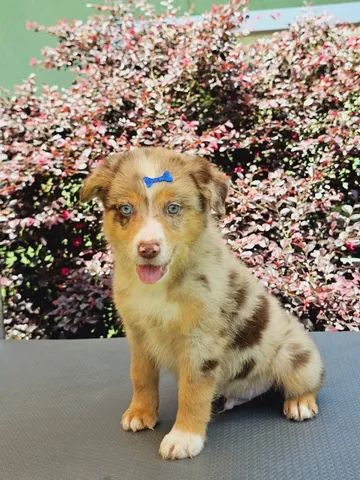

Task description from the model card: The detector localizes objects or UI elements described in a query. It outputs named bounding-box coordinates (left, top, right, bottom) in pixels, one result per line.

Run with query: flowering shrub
left=0, top=1, right=359, bottom=338
left=223, top=169, right=359, bottom=331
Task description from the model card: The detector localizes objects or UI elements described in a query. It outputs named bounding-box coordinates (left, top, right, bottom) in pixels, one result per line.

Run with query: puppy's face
left=81, top=148, right=228, bottom=284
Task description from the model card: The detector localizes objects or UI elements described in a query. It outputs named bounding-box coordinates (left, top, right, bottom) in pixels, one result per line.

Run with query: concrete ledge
left=245, top=2, right=360, bottom=32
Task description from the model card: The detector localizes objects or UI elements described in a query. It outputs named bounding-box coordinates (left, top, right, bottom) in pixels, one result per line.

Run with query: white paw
left=283, top=396, right=319, bottom=421
left=285, top=403, right=317, bottom=421
left=159, top=428, right=205, bottom=460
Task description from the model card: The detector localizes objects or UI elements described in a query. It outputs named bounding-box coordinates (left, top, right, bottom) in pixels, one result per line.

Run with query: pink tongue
left=136, top=265, right=165, bottom=284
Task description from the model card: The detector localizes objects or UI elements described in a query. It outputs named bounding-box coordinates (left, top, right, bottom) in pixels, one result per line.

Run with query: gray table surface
left=0, top=332, right=359, bottom=480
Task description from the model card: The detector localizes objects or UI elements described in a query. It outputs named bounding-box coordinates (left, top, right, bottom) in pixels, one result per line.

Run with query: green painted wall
left=0, top=0, right=91, bottom=91
left=0, top=0, right=357, bottom=91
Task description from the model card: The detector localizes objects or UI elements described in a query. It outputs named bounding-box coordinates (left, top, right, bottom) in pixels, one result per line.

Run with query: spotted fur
left=81, top=147, right=324, bottom=460
left=201, top=359, right=219, bottom=373
left=233, top=359, right=256, bottom=380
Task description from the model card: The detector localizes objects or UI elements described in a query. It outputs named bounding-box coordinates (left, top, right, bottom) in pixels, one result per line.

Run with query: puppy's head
left=80, top=147, right=228, bottom=284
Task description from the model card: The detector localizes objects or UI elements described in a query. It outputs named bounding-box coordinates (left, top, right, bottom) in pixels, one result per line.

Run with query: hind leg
left=274, top=338, right=324, bottom=421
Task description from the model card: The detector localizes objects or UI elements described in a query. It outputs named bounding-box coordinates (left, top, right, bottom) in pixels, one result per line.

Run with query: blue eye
left=119, top=204, right=134, bottom=216
left=166, top=203, right=181, bottom=215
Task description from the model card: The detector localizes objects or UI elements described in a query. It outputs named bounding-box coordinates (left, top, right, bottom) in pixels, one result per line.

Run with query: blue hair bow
left=143, top=170, right=173, bottom=188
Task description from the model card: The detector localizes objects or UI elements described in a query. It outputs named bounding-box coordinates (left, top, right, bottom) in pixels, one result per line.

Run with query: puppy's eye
left=166, top=203, right=181, bottom=215
left=118, top=204, right=134, bottom=216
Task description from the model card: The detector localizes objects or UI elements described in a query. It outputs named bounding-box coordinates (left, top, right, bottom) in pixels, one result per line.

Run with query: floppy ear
left=80, top=154, right=123, bottom=203
left=190, top=156, right=229, bottom=217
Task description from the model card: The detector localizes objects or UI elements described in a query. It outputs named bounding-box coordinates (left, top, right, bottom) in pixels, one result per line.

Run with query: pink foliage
left=222, top=167, right=359, bottom=331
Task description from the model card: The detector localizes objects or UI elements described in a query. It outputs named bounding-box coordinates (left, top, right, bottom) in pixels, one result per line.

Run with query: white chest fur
left=123, top=283, right=179, bottom=324
left=118, top=285, right=182, bottom=371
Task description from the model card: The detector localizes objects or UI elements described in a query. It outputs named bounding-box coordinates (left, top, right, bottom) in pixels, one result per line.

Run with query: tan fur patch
left=218, top=327, right=228, bottom=337
left=180, top=299, right=204, bottom=333
left=290, top=343, right=311, bottom=369
left=103, top=200, right=144, bottom=252
left=230, top=295, right=270, bottom=349
left=201, top=359, right=219, bottom=373
left=226, top=271, right=247, bottom=317
left=121, top=331, right=160, bottom=431
left=196, top=274, right=210, bottom=290
left=167, top=267, right=187, bottom=291
left=234, top=286, right=247, bottom=308
left=174, top=360, right=217, bottom=435
left=80, top=152, right=129, bottom=203
left=228, top=270, right=238, bottom=289
left=233, top=358, right=256, bottom=380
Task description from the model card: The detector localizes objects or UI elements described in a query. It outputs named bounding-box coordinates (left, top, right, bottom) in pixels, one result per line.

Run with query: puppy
left=81, top=147, right=324, bottom=460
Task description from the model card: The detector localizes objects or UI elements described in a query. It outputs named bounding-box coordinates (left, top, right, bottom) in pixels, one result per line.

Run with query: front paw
left=121, top=406, right=158, bottom=432
left=159, top=428, right=205, bottom=460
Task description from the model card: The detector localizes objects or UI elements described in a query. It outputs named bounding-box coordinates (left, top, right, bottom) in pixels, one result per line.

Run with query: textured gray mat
left=0, top=333, right=359, bottom=480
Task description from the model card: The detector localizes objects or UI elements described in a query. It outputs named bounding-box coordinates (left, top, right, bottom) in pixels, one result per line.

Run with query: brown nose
left=138, top=241, right=161, bottom=259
